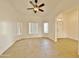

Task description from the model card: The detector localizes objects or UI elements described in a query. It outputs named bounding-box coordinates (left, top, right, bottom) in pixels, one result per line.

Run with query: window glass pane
left=29, top=22, right=38, bottom=34
left=44, top=23, right=48, bottom=33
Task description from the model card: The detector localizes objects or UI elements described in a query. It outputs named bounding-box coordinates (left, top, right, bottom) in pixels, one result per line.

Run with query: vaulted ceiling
left=1, top=0, right=79, bottom=21
left=7, top=0, right=62, bottom=20
left=7, top=0, right=79, bottom=15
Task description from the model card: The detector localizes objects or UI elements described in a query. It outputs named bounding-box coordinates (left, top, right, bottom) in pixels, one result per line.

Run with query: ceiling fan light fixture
left=34, top=7, right=39, bottom=11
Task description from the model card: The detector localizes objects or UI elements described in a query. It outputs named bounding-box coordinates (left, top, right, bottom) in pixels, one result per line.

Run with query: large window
left=43, top=22, right=48, bottom=33
left=29, top=22, right=38, bottom=34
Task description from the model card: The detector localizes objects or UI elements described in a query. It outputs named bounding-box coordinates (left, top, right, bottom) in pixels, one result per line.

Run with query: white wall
left=0, top=0, right=19, bottom=21
left=63, top=8, right=79, bottom=40
left=55, top=8, right=79, bottom=41
left=0, top=0, right=18, bottom=55
left=0, top=21, right=17, bottom=55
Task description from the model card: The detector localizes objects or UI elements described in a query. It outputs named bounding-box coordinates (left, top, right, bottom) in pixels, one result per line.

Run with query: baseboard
left=0, top=40, right=16, bottom=55
left=0, top=36, right=54, bottom=55
left=67, top=37, right=78, bottom=41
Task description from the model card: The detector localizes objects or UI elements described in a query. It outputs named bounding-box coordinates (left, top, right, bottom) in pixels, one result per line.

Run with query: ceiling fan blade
left=29, top=1, right=35, bottom=7
left=35, top=0, right=38, bottom=3
left=39, top=9, right=44, bottom=12
left=39, top=3, right=45, bottom=8
left=27, top=8, right=34, bottom=10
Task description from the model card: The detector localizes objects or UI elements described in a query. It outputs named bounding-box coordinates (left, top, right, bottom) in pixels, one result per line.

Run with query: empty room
left=0, top=0, right=79, bottom=58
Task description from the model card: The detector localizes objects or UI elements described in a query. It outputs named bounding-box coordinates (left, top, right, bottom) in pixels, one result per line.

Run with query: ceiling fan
left=27, top=0, right=45, bottom=13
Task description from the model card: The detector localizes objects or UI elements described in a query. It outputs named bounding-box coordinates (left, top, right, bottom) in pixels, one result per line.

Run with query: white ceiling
left=7, top=0, right=61, bottom=16
left=7, top=0, right=79, bottom=20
